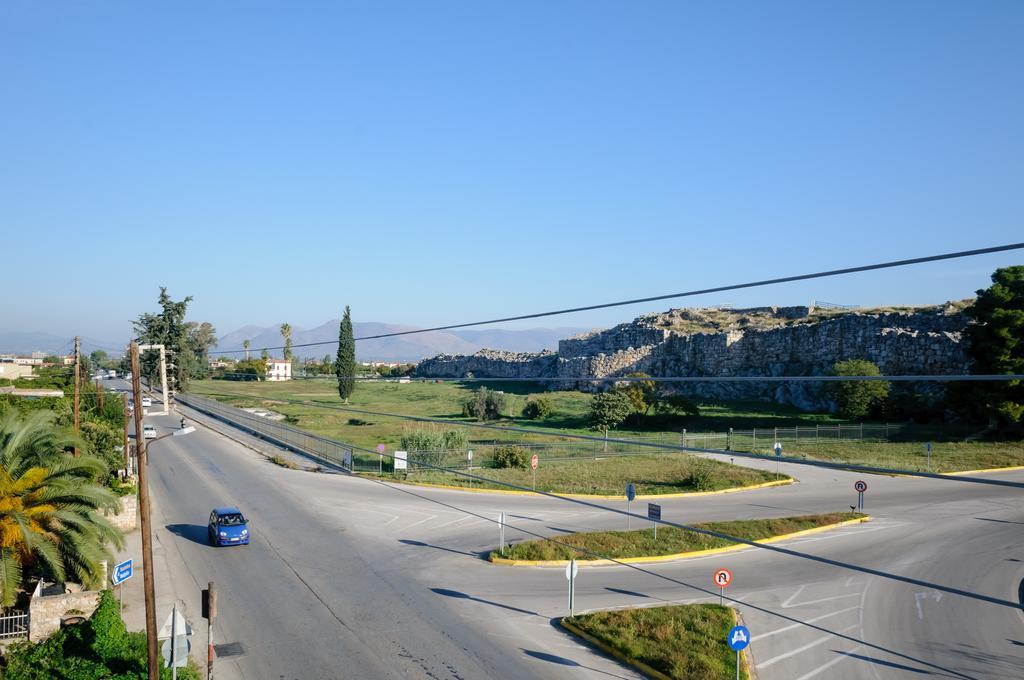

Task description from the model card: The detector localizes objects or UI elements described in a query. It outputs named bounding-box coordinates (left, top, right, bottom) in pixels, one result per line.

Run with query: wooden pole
left=207, top=581, right=217, bottom=680
left=122, top=393, right=131, bottom=475
left=131, top=343, right=159, bottom=680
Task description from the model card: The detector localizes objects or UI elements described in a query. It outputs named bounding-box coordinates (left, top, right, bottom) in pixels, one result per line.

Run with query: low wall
left=105, top=495, right=138, bottom=532
left=29, top=589, right=101, bottom=642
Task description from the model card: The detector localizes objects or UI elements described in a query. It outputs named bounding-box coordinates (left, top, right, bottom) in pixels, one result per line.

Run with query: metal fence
left=0, top=610, right=28, bottom=640
left=177, top=393, right=362, bottom=472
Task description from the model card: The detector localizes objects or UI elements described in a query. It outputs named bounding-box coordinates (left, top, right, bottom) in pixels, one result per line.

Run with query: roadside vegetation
left=563, top=604, right=749, bottom=680
left=3, top=589, right=200, bottom=679
left=493, top=512, right=865, bottom=561
left=374, top=454, right=780, bottom=496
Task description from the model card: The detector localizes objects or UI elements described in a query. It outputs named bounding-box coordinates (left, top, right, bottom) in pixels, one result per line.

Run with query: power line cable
left=199, top=392, right=1024, bottom=490
left=212, top=241, right=1024, bottom=354
left=213, top=372, right=1024, bottom=383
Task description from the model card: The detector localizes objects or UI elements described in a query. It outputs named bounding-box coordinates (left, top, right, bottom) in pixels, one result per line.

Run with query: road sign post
left=531, top=454, right=538, bottom=490
left=111, top=559, right=133, bottom=615
left=854, top=480, right=867, bottom=510
left=202, top=582, right=217, bottom=680
left=467, top=449, right=473, bottom=471
left=499, top=512, right=506, bottom=556
left=714, top=568, right=732, bottom=606
left=926, top=442, right=932, bottom=471
left=647, top=503, right=661, bottom=540
left=626, top=483, right=636, bottom=530
left=377, top=444, right=385, bottom=474
left=566, top=559, right=578, bottom=616
left=774, top=442, right=782, bottom=479
left=727, top=625, right=750, bottom=680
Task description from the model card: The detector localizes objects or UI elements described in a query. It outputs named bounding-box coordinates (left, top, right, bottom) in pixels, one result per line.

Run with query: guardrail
left=176, top=393, right=360, bottom=472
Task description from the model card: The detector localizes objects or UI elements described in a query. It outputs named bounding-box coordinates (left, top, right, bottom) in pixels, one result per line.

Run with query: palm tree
left=243, top=339, right=251, bottom=360
left=0, top=411, right=124, bottom=607
left=280, top=323, right=293, bottom=362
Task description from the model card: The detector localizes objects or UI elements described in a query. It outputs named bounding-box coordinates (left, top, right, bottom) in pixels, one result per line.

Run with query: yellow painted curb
left=942, top=464, right=1024, bottom=477
left=355, top=475, right=793, bottom=499
left=559, top=607, right=751, bottom=680
left=490, top=516, right=871, bottom=567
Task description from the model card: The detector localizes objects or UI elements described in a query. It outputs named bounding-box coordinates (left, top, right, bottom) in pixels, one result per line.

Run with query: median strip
left=560, top=604, right=751, bottom=680
left=490, top=512, right=869, bottom=566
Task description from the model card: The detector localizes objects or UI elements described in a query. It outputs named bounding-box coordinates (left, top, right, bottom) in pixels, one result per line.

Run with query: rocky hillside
left=417, top=302, right=972, bottom=410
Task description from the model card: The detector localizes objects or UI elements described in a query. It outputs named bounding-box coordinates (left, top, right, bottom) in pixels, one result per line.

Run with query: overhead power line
left=212, top=241, right=1024, bottom=355
left=213, top=372, right=1024, bottom=383
left=197, top=391, right=1024, bottom=490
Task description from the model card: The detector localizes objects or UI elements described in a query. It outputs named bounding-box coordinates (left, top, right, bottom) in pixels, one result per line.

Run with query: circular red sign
left=531, top=454, right=539, bottom=470
left=713, top=568, right=733, bottom=588
left=854, top=480, right=867, bottom=492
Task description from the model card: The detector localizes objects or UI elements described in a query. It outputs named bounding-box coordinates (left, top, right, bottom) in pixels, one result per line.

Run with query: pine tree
left=336, top=306, right=356, bottom=402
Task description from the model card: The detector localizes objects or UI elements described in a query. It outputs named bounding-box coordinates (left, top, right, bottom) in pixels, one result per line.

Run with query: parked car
left=143, top=425, right=156, bottom=439
left=207, top=507, right=250, bottom=546
left=141, top=397, right=152, bottom=408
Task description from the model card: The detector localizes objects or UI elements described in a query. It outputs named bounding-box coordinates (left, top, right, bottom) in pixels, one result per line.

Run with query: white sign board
left=158, top=609, right=193, bottom=639
left=565, top=559, right=578, bottom=580
left=343, top=448, right=352, bottom=468
left=394, top=450, right=408, bottom=470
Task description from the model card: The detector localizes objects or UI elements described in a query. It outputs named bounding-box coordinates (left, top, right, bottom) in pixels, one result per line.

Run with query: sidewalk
left=113, top=493, right=205, bottom=666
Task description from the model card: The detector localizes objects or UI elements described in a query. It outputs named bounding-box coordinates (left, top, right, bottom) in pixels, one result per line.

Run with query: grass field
left=563, top=604, right=749, bottom=680
left=187, top=379, right=1024, bottom=473
left=494, top=512, right=864, bottom=561
left=367, top=453, right=782, bottom=496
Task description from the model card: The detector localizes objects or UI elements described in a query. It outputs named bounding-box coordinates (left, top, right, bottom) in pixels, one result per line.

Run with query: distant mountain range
left=217, top=321, right=587, bottom=362
left=1, top=323, right=587, bottom=363
left=0, top=332, right=127, bottom=356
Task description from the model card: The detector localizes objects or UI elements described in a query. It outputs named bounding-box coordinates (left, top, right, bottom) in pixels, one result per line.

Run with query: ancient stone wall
left=415, top=307, right=970, bottom=410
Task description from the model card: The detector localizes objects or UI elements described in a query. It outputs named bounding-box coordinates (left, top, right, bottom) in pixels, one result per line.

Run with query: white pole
left=499, top=512, right=505, bottom=555
left=568, top=561, right=575, bottom=617
left=171, top=602, right=177, bottom=680
left=626, top=499, right=630, bottom=531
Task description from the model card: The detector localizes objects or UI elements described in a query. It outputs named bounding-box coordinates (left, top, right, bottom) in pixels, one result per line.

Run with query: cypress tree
left=336, top=306, right=356, bottom=402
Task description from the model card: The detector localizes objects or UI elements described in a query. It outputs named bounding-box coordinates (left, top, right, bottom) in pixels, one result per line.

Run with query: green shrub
left=684, top=460, right=715, bottom=491
left=521, top=397, right=553, bottom=420
left=400, top=428, right=469, bottom=467
left=4, top=589, right=201, bottom=679
left=462, top=388, right=507, bottom=421
left=493, top=445, right=529, bottom=469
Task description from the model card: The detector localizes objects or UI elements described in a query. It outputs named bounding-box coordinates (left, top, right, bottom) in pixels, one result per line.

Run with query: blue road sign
left=626, top=483, right=636, bottom=502
left=727, top=625, right=750, bottom=651
left=647, top=503, right=661, bottom=521
left=112, top=559, right=133, bottom=586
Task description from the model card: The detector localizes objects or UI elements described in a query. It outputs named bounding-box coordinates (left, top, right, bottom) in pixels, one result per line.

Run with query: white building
left=266, top=359, right=292, bottom=381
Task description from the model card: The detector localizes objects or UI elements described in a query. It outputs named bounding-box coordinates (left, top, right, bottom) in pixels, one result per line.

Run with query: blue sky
left=2, top=1, right=1022, bottom=343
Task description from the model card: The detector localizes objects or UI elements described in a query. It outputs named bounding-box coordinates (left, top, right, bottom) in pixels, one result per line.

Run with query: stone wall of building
left=105, top=494, right=138, bottom=532
left=29, top=589, right=101, bottom=642
left=415, top=306, right=970, bottom=410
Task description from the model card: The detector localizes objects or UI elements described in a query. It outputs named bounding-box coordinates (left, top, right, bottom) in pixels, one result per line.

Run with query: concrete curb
left=352, top=476, right=793, bottom=499
left=559, top=606, right=751, bottom=680
left=942, top=464, right=1024, bottom=476
left=490, top=516, right=871, bottom=567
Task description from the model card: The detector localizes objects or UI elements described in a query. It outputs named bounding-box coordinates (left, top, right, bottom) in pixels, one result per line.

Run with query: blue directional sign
left=647, top=503, right=661, bottom=521
left=727, top=625, right=750, bottom=651
left=626, top=483, right=636, bottom=502
left=112, top=559, right=133, bottom=586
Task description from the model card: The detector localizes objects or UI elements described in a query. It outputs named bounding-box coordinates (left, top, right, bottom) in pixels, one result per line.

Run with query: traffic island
left=560, top=604, right=750, bottom=680
left=490, top=512, right=869, bottom=565
left=360, top=453, right=792, bottom=498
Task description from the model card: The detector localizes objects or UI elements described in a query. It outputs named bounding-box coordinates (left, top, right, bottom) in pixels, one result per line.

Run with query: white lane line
left=757, top=624, right=859, bottom=669
left=792, top=645, right=863, bottom=680
left=780, top=586, right=806, bottom=608
left=752, top=606, right=860, bottom=641
left=782, top=593, right=860, bottom=609
left=435, top=515, right=476, bottom=529
left=404, top=514, right=438, bottom=530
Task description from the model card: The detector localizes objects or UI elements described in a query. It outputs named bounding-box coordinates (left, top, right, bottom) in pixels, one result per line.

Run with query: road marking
left=752, top=606, right=860, bottom=641
left=403, top=514, right=439, bottom=530
left=792, top=645, right=863, bottom=680
left=435, top=515, right=476, bottom=529
left=757, top=625, right=859, bottom=669
left=782, top=590, right=860, bottom=609
left=914, top=590, right=943, bottom=619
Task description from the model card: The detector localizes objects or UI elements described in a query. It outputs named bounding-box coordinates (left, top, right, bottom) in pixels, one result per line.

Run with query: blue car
left=207, top=507, right=250, bottom=546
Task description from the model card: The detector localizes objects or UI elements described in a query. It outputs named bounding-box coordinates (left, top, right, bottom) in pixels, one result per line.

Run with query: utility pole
left=122, top=393, right=131, bottom=476
left=97, top=377, right=104, bottom=410
left=73, top=336, right=81, bottom=456
left=203, top=582, right=217, bottom=680
left=131, top=342, right=159, bottom=680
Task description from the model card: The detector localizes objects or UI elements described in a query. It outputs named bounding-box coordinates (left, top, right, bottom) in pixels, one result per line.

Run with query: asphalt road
left=125, top=383, right=1024, bottom=679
